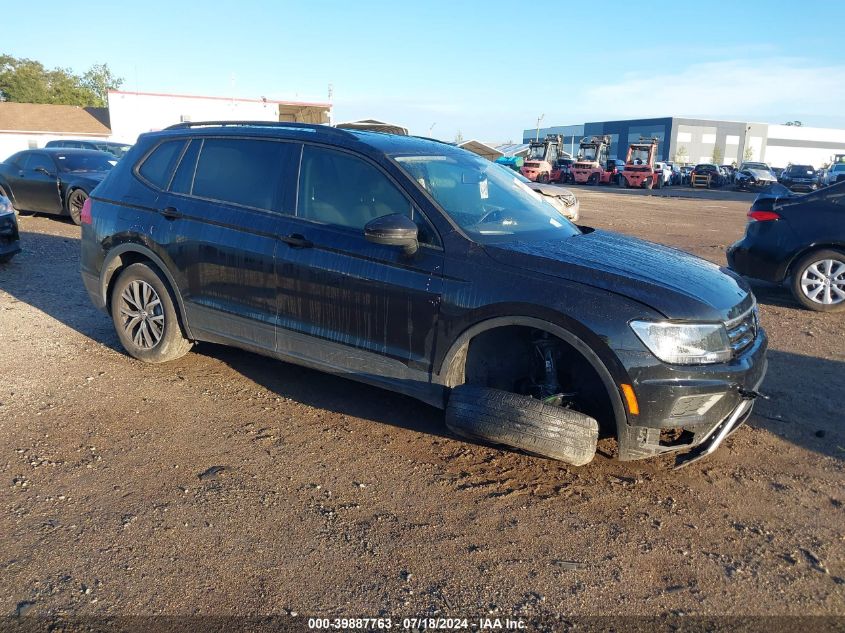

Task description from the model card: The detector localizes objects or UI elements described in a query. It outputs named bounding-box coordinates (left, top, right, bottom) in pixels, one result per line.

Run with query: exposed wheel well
left=449, top=324, right=620, bottom=437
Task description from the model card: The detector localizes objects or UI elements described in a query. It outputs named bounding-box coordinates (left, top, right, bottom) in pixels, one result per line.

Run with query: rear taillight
left=747, top=209, right=780, bottom=222
left=80, top=198, right=93, bottom=225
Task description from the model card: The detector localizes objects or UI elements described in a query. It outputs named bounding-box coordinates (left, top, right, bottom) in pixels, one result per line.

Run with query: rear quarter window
left=137, top=140, right=187, bottom=189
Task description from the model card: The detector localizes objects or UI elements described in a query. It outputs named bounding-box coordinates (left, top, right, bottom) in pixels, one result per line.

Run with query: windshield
left=95, top=143, right=131, bottom=158
left=394, top=152, right=580, bottom=244
left=580, top=146, right=598, bottom=161
left=527, top=144, right=547, bottom=161
left=628, top=148, right=650, bottom=164
left=787, top=165, right=815, bottom=175
left=54, top=152, right=116, bottom=173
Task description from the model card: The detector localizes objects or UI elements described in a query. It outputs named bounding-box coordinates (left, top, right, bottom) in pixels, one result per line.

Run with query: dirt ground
left=1, top=186, right=843, bottom=626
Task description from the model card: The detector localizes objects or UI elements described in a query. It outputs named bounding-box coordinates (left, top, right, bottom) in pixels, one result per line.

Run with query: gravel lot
left=1, top=187, right=843, bottom=625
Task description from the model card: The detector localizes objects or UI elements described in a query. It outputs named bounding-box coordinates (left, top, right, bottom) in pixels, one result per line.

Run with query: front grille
left=725, top=304, right=758, bottom=356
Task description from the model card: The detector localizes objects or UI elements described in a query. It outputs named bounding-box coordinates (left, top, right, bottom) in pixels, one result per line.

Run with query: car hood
left=744, top=168, right=776, bottom=181
left=529, top=182, right=574, bottom=198
left=484, top=229, right=752, bottom=321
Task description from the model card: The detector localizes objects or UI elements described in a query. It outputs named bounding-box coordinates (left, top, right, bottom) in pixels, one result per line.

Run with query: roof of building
left=0, top=102, right=111, bottom=135
left=495, top=142, right=530, bottom=157
left=457, top=140, right=504, bottom=160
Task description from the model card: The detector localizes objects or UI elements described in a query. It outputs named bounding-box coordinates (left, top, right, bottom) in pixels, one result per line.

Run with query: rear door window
left=190, top=138, right=299, bottom=213
left=137, top=140, right=187, bottom=189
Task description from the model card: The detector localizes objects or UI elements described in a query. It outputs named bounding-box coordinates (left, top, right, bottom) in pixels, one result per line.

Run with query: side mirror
left=364, top=213, right=419, bottom=255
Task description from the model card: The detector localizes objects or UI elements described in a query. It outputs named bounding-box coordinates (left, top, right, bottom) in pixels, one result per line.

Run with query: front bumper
left=616, top=327, right=768, bottom=463
left=0, top=212, right=21, bottom=257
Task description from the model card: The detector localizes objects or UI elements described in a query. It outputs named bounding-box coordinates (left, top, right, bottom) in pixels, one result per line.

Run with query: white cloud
left=581, top=58, right=845, bottom=122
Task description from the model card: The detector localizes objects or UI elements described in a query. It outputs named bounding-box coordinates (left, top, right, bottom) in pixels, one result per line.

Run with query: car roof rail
left=163, top=120, right=356, bottom=138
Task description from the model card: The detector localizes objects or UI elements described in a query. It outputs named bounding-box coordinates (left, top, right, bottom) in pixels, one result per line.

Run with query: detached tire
left=445, top=385, right=598, bottom=466
left=110, top=263, right=193, bottom=363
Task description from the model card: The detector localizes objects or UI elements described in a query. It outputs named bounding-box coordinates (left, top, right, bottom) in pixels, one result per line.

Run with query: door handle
left=160, top=206, right=182, bottom=220
left=280, top=233, right=313, bottom=248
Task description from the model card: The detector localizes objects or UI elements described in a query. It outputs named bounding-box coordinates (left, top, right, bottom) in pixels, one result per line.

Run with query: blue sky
left=4, top=1, right=844, bottom=141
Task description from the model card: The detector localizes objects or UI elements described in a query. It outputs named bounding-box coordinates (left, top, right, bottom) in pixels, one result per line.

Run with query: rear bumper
left=727, top=239, right=789, bottom=283
left=82, top=269, right=107, bottom=312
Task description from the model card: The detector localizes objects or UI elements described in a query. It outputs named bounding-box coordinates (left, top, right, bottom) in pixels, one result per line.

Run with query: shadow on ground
left=2, top=229, right=842, bottom=462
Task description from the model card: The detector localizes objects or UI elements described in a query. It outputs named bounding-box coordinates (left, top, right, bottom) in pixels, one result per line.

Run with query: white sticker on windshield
left=549, top=217, right=562, bottom=228
left=479, top=178, right=489, bottom=199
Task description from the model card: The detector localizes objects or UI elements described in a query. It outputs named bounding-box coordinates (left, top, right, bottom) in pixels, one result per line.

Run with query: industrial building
left=523, top=117, right=845, bottom=169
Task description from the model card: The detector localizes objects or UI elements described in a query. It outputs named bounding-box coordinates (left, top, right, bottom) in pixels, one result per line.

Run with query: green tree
left=674, top=145, right=689, bottom=164
left=711, top=146, right=723, bottom=164
left=82, top=63, right=123, bottom=107
left=0, top=54, right=122, bottom=106
left=743, top=145, right=754, bottom=161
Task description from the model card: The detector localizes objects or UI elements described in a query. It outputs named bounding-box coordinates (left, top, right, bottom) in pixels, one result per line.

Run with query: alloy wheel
left=119, top=280, right=165, bottom=348
left=800, top=259, right=845, bottom=305
left=68, top=190, right=88, bottom=224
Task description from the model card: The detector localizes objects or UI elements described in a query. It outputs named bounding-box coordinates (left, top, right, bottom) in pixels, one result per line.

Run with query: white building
left=0, top=102, right=111, bottom=158
left=107, top=90, right=332, bottom=144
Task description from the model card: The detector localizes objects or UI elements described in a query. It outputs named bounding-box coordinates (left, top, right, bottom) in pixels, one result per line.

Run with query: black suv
left=779, top=164, right=818, bottom=192
left=81, top=122, right=768, bottom=468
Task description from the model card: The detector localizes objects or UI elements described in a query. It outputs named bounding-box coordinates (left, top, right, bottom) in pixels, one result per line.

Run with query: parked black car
left=0, top=194, right=20, bottom=263
left=45, top=139, right=132, bottom=159
left=778, top=164, right=818, bottom=192
left=691, top=163, right=724, bottom=187
left=728, top=182, right=845, bottom=312
left=0, top=149, right=115, bottom=225
left=80, top=122, right=767, bottom=468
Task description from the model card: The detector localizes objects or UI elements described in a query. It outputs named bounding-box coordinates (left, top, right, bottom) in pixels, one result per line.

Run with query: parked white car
left=822, top=162, right=845, bottom=186
left=654, top=162, right=673, bottom=186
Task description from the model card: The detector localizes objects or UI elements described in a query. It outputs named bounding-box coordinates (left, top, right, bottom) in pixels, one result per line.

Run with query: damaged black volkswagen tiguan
left=80, top=122, right=767, bottom=468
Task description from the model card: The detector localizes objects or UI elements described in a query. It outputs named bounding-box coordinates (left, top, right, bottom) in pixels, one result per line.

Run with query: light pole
left=429, top=122, right=437, bottom=137
left=535, top=114, right=545, bottom=141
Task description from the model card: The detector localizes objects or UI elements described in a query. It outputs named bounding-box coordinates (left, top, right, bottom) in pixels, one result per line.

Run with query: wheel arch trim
left=785, top=242, right=845, bottom=278
left=100, top=243, right=194, bottom=339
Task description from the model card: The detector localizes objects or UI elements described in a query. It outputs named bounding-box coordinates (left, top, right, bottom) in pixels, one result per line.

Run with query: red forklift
left=570, top=135, right=617, bottom=184
left=621, top=137, right=662, bottom=189
left=520, top=134, right=566, bottom=183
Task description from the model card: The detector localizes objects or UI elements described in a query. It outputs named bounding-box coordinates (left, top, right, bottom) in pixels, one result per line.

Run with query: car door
left=158, top=136, right=302, bottom=351
left=275, top=143, right=444, bottom=375
left=7, top=152, right=63, bottom=213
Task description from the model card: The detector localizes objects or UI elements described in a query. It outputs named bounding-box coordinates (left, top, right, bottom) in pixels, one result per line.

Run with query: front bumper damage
left=616, top=324, right=768, bottom=466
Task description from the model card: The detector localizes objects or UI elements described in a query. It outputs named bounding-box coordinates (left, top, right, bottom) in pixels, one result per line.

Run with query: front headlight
left=630, top=321, right=731, bottom=365
left=0, top=195, right=14, bottom=216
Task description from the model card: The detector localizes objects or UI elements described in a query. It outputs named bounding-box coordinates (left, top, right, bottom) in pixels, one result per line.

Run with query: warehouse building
left=523, top=117, right=845, bottom=169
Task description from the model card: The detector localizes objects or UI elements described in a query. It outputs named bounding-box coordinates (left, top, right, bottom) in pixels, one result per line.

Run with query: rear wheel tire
left=445, top=385, right=598, bottom=466
left=538, top=173, right=549, bottom=184
left=644, top=177, right=653, bottom=190
left=65, top=189, right=88, bottom=225
left=110, top=263, right=193, bottom=363
left=790, top=250, right=845, bottom=312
